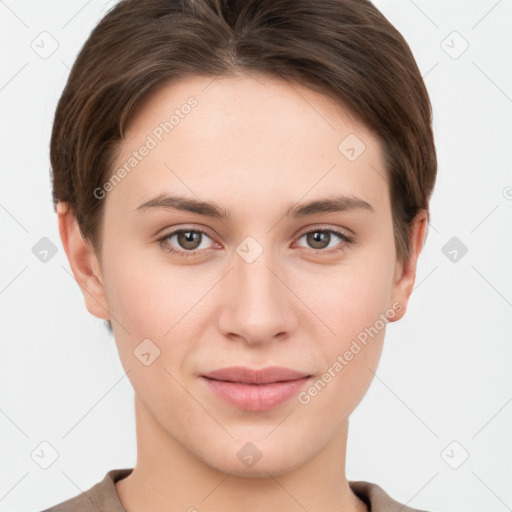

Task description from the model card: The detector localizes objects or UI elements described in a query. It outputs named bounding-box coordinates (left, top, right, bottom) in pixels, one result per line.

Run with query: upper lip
left=201, top=366, right=311, bottom=384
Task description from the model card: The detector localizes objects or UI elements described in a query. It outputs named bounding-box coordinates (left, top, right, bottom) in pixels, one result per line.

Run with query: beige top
left=40, top=468, right=431, bottom=512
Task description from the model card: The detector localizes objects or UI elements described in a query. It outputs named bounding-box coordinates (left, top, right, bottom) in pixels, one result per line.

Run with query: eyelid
left=156, top=225, right=219, bottom=257
left=157, top=224, right=215, bottom=240
left=157, top=225, right=217, bottom=244
left=292, top=225, right=355, bottom=255
left=295, top=223, right=354, bottom=240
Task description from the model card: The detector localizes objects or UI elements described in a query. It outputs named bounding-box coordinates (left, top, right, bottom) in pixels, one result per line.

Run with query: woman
left=44, top=0, right=437, bottom=510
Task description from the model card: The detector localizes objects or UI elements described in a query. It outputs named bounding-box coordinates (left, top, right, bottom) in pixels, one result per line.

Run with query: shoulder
left=39, top=468, right=133, bottom=512
left=349, top=480, right=434, bottom=512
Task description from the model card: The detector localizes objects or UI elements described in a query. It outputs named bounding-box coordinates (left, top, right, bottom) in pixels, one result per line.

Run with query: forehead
left=108, top=72, right=389, bottom=214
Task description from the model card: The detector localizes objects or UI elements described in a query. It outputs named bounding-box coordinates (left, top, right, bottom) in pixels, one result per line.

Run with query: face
left=61, top=72, right=424, bottom=477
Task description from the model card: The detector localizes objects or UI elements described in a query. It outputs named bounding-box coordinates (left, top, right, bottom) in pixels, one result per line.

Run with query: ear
left=388, top=209, right=428, bottom=322
left=56, top=201, right=110, bottom=321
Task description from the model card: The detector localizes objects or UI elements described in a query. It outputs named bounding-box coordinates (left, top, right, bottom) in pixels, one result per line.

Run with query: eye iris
left=307, top=231, right=330, bottom=249
left=178, top=231, right=201, bottom=250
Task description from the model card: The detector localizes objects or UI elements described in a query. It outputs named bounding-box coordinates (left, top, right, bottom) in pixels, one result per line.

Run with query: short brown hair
left=51, top=0, right=437, bottom=316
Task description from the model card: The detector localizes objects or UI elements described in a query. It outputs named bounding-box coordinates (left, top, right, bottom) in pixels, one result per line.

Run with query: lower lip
left=201, top=376, right=311, bottom=411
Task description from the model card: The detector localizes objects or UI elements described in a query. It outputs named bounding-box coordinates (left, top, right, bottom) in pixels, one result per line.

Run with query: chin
left=228, top=465, right=297, bottom=479
left=201, top=441, right=307, bottom=479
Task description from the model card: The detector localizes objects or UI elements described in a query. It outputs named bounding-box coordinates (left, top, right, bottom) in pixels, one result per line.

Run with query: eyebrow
left=135, top=193, right=374, bottom=220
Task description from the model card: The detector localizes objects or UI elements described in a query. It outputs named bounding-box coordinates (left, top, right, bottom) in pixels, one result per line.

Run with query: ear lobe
left=57, top=201, right=110, bottom=321
left=388, top=210, right=428, bottom=322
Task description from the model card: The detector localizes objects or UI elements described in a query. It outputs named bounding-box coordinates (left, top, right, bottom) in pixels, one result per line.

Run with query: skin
left=57, top=72, right=427, bottom=512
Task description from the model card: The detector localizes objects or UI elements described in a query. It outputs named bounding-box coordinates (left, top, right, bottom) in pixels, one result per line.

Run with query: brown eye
left=306, top=231, right=331, bottom=250
left=158, top=228, right=215, bottom=256
left=295, top=228, right=353, bottom=254
left=176, top=230, right=203, bottom=250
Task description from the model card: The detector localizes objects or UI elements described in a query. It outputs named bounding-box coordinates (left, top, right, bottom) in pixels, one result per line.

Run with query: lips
left=201, top=366, right=311, bottom=384
left=200, top=366, right=312, bottom=411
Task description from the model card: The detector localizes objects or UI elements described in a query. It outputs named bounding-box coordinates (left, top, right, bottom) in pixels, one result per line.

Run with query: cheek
left=101, top=245, right=192, bottom=336
left=302, top=253, right=396, bottom=343
left=300, top=333, right=384, bottom=422
left=295, top=247, right=394, bottom=404
left=101, top=250, right=213, bottom=374
left=103, top=265, right=160, bottom=335
left=298, top=268, right=390, bottom=415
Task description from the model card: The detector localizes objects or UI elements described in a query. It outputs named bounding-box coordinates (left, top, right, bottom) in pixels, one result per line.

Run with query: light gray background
left=1, top=1, right=511, bottom=511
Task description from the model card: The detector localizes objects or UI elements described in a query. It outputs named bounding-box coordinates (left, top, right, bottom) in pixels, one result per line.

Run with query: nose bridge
left=238, top=244, right=280, bottom=302
left=219, top=235, right=295, bottom=343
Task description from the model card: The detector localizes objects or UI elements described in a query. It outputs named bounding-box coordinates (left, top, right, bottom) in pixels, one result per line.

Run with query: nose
left=217, top=243, right=298, bottom=346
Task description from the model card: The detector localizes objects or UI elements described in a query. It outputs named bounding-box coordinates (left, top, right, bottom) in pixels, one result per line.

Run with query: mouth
left=200, top=366, right=312, bottom=411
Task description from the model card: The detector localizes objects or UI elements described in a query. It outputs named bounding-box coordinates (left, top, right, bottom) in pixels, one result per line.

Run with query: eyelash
left=157, top=226, right=355, bottom=258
